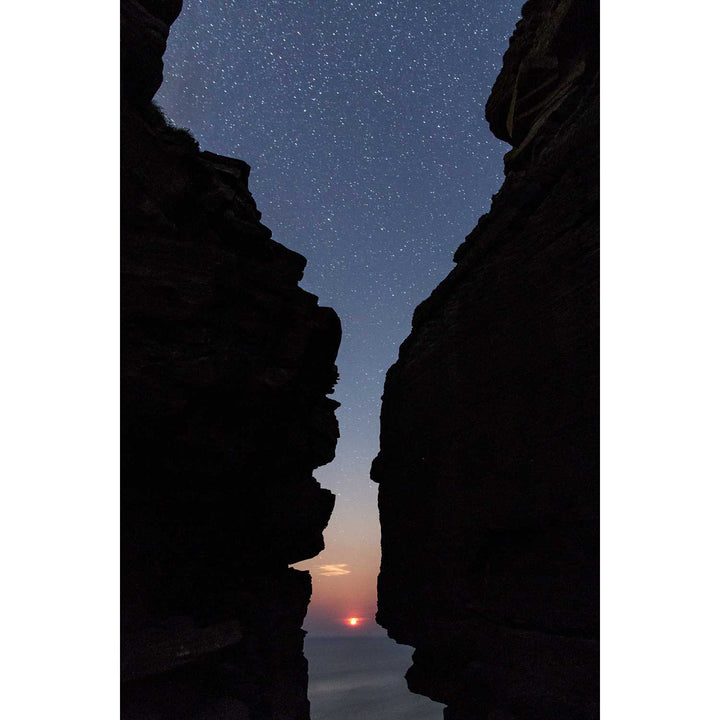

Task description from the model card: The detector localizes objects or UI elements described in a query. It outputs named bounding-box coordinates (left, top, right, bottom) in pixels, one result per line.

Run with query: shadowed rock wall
left=121, top=2, right=340, bottom=718
left=372, top=0, right=599, bottom=717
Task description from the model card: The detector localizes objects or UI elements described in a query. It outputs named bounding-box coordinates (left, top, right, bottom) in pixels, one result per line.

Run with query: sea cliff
left=372, top=1, right=599, bottom=717
left=121, top=2, right=341, bottom=717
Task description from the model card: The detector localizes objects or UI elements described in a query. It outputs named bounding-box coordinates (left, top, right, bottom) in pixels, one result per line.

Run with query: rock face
left=371, top=1, right=599, bottom=718
left=121, top=2, right=340, bottom=718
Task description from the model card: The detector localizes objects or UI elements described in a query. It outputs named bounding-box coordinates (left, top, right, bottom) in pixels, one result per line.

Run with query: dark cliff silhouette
left=372, top=0, right=599, bottom=717
left=121, top=1, right=340, bottom=717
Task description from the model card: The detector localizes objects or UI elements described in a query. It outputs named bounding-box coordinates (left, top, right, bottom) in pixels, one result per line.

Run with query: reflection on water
left=304, top=636, right=444, bottom=720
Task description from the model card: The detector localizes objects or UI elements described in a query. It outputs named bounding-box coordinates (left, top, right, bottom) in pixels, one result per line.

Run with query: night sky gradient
left=156, top=0, right=523, bottom=636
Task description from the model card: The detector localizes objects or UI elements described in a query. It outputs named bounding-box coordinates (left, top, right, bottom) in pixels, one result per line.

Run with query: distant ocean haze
left=304, top=636, right=444, bottom=720
left=293, top=522, right=383, bottom=637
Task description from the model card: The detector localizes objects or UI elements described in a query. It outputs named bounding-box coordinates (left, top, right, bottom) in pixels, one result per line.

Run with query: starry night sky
left=156, top=0, right=523, bottom=635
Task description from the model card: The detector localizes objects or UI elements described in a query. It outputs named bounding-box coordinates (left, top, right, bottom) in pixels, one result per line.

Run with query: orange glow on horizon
left=345, top=616, right=362, bottom=627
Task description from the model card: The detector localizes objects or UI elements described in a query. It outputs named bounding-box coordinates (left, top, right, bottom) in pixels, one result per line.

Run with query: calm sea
left=304, top=636, right=445, bottom=720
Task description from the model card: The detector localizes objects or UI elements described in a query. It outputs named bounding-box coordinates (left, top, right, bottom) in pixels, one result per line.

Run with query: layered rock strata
left=121, top=2, right=340, bottom=718
left=372, top=0, right=599, bottom=718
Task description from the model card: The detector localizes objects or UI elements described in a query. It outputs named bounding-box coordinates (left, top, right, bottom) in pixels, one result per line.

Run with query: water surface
left=304, top=636, right=444, bottom=719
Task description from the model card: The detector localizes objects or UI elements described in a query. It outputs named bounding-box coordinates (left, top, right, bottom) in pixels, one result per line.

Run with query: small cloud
left=317, top=564, right=351, bottom=576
